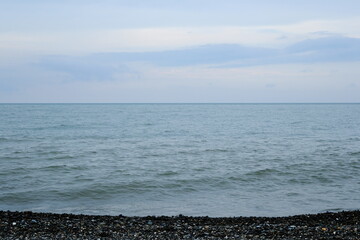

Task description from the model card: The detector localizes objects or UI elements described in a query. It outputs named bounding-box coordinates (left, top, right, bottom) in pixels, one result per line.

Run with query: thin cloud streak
left=1, top=18, right=360, bottom=54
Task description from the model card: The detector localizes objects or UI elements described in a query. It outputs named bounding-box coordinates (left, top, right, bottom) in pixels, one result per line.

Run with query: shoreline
left=1, top=210, right=359, bottom=239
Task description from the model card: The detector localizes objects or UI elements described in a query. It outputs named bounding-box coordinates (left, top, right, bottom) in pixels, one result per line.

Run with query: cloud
left=77, top=36, right=360, bottom=67
left=2, top=1, right=360, bottom=103
left=3, top=36, right=356, bottom=86
left=214, top=37, right=360, bottom=67
left=37, top=55, right=139, bottom=82
left=0, top=27, right=284, bottom=54
left=310, top=31, right=342, bottom=37
left=2, top=17, right=360, bottom=55
left=92, top=44, right=277, bottom=67
left=2, top=1, right=360, bottom=32
left=262, top=18, right=360, bottom=38
left=3, top=61, right=359, bottom=103
left=2, top=36, right=360, bottom=103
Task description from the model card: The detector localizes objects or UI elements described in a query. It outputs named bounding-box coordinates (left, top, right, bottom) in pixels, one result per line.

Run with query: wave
left=349, top=151, right=360, bottom=156
left=204, top=148, right=232, bottom=153
left=244, top=168, right=283, bottom=177
left=156, top=171, right=179, bottom=177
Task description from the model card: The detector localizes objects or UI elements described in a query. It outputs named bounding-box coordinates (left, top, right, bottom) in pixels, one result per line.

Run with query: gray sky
left=1, top=0, right=360, bottom=102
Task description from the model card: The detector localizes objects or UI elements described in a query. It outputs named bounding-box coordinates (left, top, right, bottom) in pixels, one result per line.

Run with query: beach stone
left=0, top=210, right=359, bottom=239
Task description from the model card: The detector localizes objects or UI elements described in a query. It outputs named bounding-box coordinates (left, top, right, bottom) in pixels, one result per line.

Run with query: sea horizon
left=1, top=102, right=360, bottom=105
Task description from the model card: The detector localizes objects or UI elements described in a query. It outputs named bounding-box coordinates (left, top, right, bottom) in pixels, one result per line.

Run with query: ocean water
left=0, top=103, right=359, bottom=217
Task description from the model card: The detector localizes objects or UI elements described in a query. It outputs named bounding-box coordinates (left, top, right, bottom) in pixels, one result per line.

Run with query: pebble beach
left=1, top=210, right=359, bottom=239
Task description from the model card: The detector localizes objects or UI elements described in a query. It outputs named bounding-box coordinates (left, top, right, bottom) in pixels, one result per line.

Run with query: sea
left=0, top=103, right=359, bottom=217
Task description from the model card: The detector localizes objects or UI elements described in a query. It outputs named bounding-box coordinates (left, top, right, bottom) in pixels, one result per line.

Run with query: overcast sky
left=1, top=0, right=360, bottom=103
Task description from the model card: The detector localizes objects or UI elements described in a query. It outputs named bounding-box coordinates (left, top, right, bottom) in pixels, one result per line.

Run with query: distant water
left=0, top=103, right=359, bottom=217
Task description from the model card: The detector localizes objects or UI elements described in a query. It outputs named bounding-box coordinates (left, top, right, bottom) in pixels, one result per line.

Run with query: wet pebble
left=0, top=210, right=359, bottom=239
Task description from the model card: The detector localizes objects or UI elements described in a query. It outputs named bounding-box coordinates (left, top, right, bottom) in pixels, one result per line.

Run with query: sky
left=1, top=0, right=360, bottom=103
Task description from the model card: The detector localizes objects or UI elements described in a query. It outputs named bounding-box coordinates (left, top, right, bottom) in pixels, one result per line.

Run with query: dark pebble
left=0, top=210, right=359, bottom=239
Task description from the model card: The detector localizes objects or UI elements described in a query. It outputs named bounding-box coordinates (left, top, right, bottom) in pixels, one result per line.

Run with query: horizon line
left=1, top=102, right=360, bottom=104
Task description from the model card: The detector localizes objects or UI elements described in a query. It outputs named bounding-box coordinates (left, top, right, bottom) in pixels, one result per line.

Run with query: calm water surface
left=0, top=104, right=359, bottom=216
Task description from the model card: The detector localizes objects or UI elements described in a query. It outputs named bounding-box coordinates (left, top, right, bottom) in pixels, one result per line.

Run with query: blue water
left=0, top=103, right=359, bottom=217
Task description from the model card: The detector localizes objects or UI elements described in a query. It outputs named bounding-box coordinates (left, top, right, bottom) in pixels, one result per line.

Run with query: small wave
left=349, top=161, right=360, bottom=169
left=43, top=165, right=87, bottom=172
left=286, top=192, right=301, bottom=197
left=0, top=193, right=35, bottom=203
left=320, top=208, right=344, bottom=213
left=2, top=156, right=31, bottom=161
left=204, top=148, right=231, bottom=153
left=157, top=171, right=179, bottom=177
left=140, top=153, right=165, bottom=158
left=36, top=150, right=64, bottom=156
left=42, top=165, right=67, bottom=170
left=51, top=124, right=83, bottom=129
left=174, top=176, right=233, bottom=190
left=176, top=150, right=201, bottom=156
left=37, top=164, right=88, bottom=173
left=3, top=167, right=32, bottom=175
left=58, top=181, right=161, bottom=200
left=287, top=178, right=312, bottom=184
left=347, top=137, right=360, bottom=141
left=194, top=167, right=212, bottom=172
left=349, top=151, right=360, bottom=156
left=227, top=176, right=249, bottom=182
left=3, top=164, right=88, bottom=175
left=12, top=150, right=24, bottom=154
left=283, top=163, right=315, bottom=171
left=0, top=137, right=32, bottom=143
left=47, top=155, right=77, bottom=160
left=32, top=149, right=79, bottom=160
left=245, top=168, right=283, bottom=177
left=310, top=174, right=334, bottom=183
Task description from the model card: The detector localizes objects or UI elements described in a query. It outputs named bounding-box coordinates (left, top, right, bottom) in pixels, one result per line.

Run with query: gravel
left=0, top=210, right=359, bottom=239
